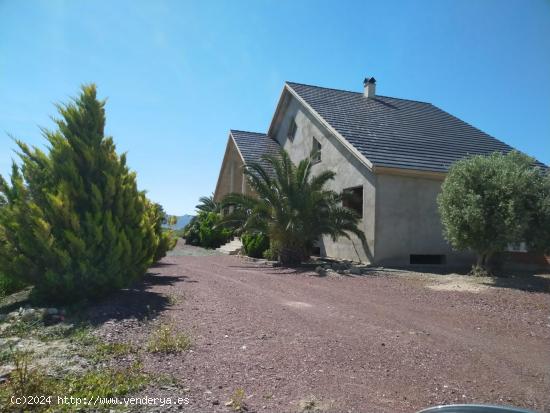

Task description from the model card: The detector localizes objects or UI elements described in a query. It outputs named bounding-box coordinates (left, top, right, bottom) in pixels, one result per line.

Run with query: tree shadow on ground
left=81, top=272, right=193, bottom=326
left=228, top=261, right=550, bottom=294
left=481, top=272, right=550, bottom=294
left=363, top=265, right=550, bottom=293
left=375, top=265, right=550, bottom=294
left=0, top=272, right=194, bottom=321
left=149, top=262, right=178, bottom=268
left=379, top=265, right=472, bottom=276
left=0, top=287, right=33, bottom=314
left=227, top=263, right=326, bottom=276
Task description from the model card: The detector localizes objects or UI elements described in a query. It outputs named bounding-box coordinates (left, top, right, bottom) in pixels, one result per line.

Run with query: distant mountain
left=169, top=215, right=194, bottom=230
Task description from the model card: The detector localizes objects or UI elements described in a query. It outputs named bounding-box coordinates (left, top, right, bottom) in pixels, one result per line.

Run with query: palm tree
left=195, top=194, right=220, bottom=213
left=221, top=150, right=365, bottom=266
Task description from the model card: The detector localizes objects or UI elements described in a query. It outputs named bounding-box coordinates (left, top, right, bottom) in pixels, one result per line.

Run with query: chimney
left=363, top=77, right=376, bottom=98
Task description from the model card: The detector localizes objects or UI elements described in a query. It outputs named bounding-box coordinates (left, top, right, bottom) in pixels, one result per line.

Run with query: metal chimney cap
left=363, top=77, right=376, bottom=86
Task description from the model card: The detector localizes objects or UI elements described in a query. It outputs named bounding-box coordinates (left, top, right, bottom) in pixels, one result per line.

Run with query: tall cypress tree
left=0, top=85, right=159, bottom=303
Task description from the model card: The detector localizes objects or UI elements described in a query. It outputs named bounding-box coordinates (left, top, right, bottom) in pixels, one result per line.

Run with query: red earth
left=95, top=244, right=550, bottom=413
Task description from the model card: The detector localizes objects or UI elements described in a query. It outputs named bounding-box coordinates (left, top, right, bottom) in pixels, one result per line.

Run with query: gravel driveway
left=99, top=244, right=550, bottom=413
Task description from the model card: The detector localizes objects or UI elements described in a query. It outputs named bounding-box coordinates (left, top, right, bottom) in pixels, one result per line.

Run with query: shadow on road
left=482, top=273, right=550, bottom=294
left=149, top=262, right=179, bottom=268
left=81, top=272, right=194, bottom=325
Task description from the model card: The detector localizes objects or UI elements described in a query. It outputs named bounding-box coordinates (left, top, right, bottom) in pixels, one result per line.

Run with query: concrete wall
left=213, top=93, right=475, bottom=267
left=273, top=96, right=376, bottom=263
left=374, top=173, right=474, bottom=266
left=213, top=138, right=246, bottom=202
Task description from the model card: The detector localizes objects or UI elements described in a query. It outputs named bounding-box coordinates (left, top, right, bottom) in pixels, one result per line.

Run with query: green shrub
left=155, top=229, right=176, bottom=261
left=262, top=246, right=279, bottom=261
left=197, top=212, right=231, bottom=249
left=438, top=151, right=548, bottom=271
left=0, top=85, right=160, bottom=304
left=242, top=232, right=269, bottom=258
left=182, top=216, right=201, bottom=245
left=526, top=172, right=550, bottom=254
left=0, top=272, right=26, bottom=298
left=148, top=202, right=176, bottom=262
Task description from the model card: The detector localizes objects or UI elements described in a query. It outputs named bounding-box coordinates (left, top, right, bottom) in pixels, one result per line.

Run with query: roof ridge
left=230, top=129, right=267, bottom=136
left=285, top=81, right=432, bottom=105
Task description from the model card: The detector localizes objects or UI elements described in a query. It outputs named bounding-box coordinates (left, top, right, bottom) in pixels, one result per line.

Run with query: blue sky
left=1, top=0, right=549, bottom=215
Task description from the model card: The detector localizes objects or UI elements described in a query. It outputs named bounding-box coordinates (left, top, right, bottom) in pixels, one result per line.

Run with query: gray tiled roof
left=287, top=82, right=543, bottom=172
left=230, top=130, right=281, bottom=176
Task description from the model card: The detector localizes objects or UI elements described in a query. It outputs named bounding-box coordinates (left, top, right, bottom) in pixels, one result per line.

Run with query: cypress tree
left=149, top=201, right=177, bottom=262
left=0, top=85, right=160, bottom=303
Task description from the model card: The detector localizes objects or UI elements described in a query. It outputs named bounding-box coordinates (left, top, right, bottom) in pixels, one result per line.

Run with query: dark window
left=343, top=186, right=363, bottom=217
left=410, top=254, right=446, bottom=265
left=287, top=119, right=297, bottom=141
left=311, top=246, right=321, bottom=256
left=311, top=137, right=322, bottom=163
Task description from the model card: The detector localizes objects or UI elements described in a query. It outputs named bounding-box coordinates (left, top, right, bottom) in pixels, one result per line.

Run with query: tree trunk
left=474, top=251, right=493, bottom=275
left=476, top=253, right=487, bottom=268
left=278, top=247, right=302, bottom=267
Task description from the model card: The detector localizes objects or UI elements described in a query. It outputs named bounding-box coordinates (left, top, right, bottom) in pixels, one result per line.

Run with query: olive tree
left=526, top=172, right=550, bottom=254
left=437, top=151, right=548, bottom=272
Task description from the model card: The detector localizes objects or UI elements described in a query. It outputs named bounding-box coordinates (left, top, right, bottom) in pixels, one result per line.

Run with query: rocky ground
left=1, top=241, right=549, bottom=412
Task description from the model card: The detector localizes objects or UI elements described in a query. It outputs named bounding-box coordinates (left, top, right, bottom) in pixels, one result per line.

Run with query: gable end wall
left=273, top=95, right=376, bottom=263
left=213, top=138, right=247, bottom=202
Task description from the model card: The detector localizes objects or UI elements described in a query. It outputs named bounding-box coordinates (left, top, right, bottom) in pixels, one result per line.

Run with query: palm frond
left=220, top=148, right=366, bottom=264
left=221, top=192, right=260, bottom=209
left=195, top=194, right=220, bottom=213
left=309, top=170, right=336, bottom=192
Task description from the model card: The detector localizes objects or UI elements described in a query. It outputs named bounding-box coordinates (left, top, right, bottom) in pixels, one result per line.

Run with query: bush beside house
left=198, top=212, right=232, bottom=249
left=182, top=211, right=231, bottom=249
left=181, top=195, right=232, bottom=249
left=438, top=151, right=550, bottom=273
left=241, top=232, right=269, bottom=258
left=182, top=216, right=201, bottom=245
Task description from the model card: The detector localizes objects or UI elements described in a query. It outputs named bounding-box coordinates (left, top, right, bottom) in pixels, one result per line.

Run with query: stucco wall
left=214, top=93, right=475, bottom=266
left=375, top=173, right=474, bottom=266
left=213, top=138, right=246, bottom=202
left=273, top=96, right=376, bottom=263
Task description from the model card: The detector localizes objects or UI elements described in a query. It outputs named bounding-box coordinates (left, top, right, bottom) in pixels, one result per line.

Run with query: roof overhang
left=373, top=166, right=446, bottom=181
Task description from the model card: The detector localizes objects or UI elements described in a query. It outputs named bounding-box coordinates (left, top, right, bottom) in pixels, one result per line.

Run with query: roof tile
left=286, top=82, right=545, bottom=172
left=230, top=130, right=281, bottom=177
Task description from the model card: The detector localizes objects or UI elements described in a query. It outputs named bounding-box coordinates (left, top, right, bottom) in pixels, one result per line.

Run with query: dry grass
left=147, top=324, right=191, bottom=354
left=226, top=388, right=247, bottom=412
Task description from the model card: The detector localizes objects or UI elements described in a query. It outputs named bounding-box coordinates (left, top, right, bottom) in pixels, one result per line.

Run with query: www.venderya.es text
left=10, top=395, right=190, bottom=408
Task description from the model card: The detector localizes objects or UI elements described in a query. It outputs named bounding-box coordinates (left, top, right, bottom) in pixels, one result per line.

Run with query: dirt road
left=101, top=247, right=550, bottom=412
